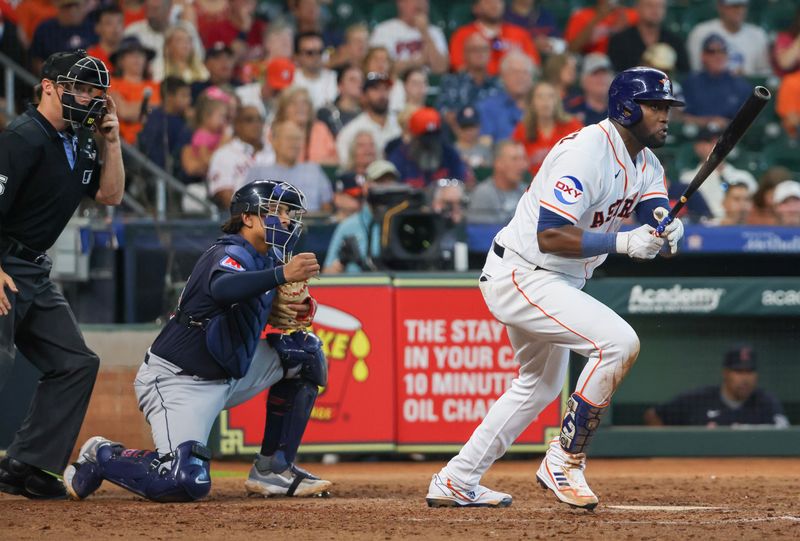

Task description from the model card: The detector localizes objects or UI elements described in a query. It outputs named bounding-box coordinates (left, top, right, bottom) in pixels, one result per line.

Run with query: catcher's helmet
left=608, top=67, right=684, bottom=127
left=44, top=49, right=110, bottom=131
left=230, top=180, right=307, bottom=261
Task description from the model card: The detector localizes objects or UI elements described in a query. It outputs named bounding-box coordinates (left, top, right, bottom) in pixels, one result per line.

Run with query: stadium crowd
left=1, top=0, right=800, bottom=261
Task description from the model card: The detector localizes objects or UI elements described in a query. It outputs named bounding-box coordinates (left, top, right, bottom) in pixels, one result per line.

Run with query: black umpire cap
left=41, top=50, right=87, bottom=81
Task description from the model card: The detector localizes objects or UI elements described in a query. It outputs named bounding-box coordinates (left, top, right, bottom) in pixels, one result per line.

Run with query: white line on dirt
left=606, top=505, right=726, bottom=511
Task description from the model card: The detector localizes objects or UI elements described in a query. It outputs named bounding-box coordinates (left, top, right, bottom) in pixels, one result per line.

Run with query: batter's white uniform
left=443, top=118, right=669, bottom=487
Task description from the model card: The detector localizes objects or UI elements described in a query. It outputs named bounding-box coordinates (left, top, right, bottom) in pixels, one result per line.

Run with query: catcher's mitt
left=268, top=280, right=317, bottom=331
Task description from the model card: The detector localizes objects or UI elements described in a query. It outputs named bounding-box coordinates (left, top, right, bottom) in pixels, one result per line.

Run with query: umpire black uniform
left=0, top=50, right=125, bottom=499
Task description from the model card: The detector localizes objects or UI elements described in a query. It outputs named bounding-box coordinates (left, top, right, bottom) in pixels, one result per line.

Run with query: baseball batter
left=426, top=67, right=686, bottom=510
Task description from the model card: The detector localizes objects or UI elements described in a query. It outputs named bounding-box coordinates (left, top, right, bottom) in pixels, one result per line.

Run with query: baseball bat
left=655, top=86, right=772, bottom=235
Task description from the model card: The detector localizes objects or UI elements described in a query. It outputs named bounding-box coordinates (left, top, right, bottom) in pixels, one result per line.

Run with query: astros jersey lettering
left=497, top=118, right=668, bottom=279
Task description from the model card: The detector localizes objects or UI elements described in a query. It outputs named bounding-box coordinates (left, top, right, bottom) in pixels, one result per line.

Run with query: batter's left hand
left=99, top=95, right=120, bottom=144
left=653, top=207, right=684, bottom=254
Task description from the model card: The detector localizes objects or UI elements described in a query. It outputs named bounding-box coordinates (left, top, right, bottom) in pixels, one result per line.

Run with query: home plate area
left=1, top=458, right=799, bottom=540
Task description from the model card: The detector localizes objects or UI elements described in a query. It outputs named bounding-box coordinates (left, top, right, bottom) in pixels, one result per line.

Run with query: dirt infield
left=2, top=458, right=799, bottom=540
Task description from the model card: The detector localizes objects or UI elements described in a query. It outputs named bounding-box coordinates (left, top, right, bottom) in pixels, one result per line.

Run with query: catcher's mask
left=45, top=50, right=110, bottom=131
left=230, top=180, right=307, bottom=262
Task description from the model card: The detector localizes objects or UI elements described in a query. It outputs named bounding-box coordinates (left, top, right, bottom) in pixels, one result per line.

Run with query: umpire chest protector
left=150, top=235, right=277, bottom=380
left=0, top=107, right=101, bottom=252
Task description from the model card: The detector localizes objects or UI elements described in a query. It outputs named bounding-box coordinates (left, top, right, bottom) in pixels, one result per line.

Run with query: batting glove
left=616, top=224, right=664, bottom=260
left=652, top=207, right=684, bottom=255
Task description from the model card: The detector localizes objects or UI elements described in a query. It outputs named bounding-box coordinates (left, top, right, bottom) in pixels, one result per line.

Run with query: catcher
left=63, top=180, right=331, bottom=502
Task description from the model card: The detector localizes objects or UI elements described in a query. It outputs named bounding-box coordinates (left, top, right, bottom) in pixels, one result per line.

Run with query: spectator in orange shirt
left=87, top=6, right=125, bottom=73
left=13, top=0, right=57, bottom=47
left=565, top=0, right=637, bottom=55
left=109, top=36, right=160, bottom=144
left=450, top=0, right=540, bottom=76
left=776, top=70, right=800, bottom=138
left=512, top=80, right=583, bottom=176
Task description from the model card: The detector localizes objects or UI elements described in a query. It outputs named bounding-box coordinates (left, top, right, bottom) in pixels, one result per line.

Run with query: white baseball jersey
left=496, top=118, right=668, bottom=279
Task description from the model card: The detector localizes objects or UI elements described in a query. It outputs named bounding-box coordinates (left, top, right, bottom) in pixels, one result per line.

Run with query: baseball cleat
left=536, top=438, right=598, bottom=510
left=63, top=436, right=116, bottom=500
left=245, top=462, right=332, bottom=498
left=425, top=473, right=512, bottom=508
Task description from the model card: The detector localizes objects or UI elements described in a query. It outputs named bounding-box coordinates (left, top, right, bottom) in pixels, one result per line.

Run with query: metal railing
left=1, top=51, right=219, bottom=221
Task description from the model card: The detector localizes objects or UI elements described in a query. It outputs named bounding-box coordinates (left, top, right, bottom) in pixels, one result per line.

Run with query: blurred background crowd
left=2, top=0, right=800, bottom=273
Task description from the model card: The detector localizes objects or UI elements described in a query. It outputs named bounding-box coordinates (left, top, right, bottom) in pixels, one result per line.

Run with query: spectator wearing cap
left=323, top=159, right=402, bottom=274
left=644, top=345, right=789, bottom=428
left=564, top=0, right=637, bottom=56
left=475, top=50, right=536, bottom=146
left=564, top=52, right=613, bottom=126
left=235, top=57, right=295, bottom=124
left=436, top=32, right=502, bottom=135
left=513, top=80, right=583, bottom=176
left=675, top=123, right=756, bottom=222
left=29, top=0, right=98, bottom=75
left=207, top=104, right=275, bottom=208
left=109, top=36, right=161, bottom=144
left=450, top=0, right=539, bottom=77
left=369, top=0, right=449, bottom=76
left=771, top=180, right=800, bottom=226
left=192, top=42, right=241, bottom=102
left=453, top=105, right=493, bottom=169
left=317, top=64, right=363, bottom=137
left=681, top=35, right=752, bottom=129
left=272, top=86, right=338, bottom=166
left=687, top=0, right=771, bottom=76
left=125, top=1, right=205, bottom=78
left=292, top=31, right=338, bottom=111
left=387, top=107, right=467, bottom=189
left=87, top=6, right=125, bottom=73
left=607, top=0, right=689, bottom=73
left=196, top=0, right=267, bottom=62
left=468, top=140, right=529, bottom=223
left=504, top=0, right=561, bottom=57
left=336, top=72, right=401, bottom=165
left=160, top=23, right=210, bottom=84
left=245, top=120, right=333, bottom=213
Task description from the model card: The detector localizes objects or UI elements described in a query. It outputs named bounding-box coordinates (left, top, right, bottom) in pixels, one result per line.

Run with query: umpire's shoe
left=63, top=436, right=115, bottom=500
left=426, top=472, right=512, bottom=508
left=0, top=457, right=66, bottom=499
left=245, top=454, right=332, bottom=497
left=536, top=438, right=599, bottom=510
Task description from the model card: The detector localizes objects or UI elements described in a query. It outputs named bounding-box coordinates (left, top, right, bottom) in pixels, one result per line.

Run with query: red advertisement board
left=394, top=279, right=566, bottom=453
left=216, top=276, right=565, bottom=456
left=218, top=278, right=396, bottom=455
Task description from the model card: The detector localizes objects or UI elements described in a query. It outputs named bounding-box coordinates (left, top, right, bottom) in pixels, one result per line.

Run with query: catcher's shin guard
left=261, top=377, right=319, bottom=469
left=96, top=441, right=212, bottom=502
left=559, top=393, right=608, bottom=454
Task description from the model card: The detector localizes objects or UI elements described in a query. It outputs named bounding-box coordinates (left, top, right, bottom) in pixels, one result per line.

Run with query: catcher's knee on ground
left=98, top=441, right=212, bottom=502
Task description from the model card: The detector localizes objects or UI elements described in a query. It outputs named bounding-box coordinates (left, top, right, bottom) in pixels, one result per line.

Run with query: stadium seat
left=332, top=0, right=369, bottom=27
left=762, top=140, right=800, bottom=175
left=760, top=2, right=799, bottom=34
left=446, top=3, right=475, bottom=35
left=370, top=1, right=396, bottom=27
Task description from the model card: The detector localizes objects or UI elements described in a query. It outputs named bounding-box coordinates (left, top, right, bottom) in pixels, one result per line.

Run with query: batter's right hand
left=0, top=268, right=18, bottom=316
left=283, top=253, right=320, bottom=282
left=616, top=224, right=664, bottom=260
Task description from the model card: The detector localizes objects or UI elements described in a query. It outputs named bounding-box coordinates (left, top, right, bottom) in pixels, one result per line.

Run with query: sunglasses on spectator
left=300, top=49, right=323, bottom=57
left=704, top=48, right=726, bottom=55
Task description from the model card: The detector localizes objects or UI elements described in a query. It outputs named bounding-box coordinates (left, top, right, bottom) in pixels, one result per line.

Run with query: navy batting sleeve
left=210, top=266, right=287, bottom=305
left=634, top=197, right=669, bottom=227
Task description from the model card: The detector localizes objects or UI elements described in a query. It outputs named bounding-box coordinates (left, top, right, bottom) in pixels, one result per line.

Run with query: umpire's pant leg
left=8, top=281, right=99, bottom=473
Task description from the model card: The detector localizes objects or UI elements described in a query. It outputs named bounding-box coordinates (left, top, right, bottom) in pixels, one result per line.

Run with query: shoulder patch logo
left=554, top=175, right=584, bottom=205
left=0, top=174, right=7, bottom=196
left=220, top=256, right=245, bottom=272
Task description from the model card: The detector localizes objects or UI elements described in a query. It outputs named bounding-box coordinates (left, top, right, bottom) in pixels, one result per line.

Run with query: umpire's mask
left=51, top=52, right=110, bottom=131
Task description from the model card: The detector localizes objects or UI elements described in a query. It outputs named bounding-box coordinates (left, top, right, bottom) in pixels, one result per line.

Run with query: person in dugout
left=63, top=180, right=333, bottom=502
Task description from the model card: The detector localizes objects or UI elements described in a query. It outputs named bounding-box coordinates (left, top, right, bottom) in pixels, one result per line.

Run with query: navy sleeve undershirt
left=537, top=207, right=574, bottom=232
left=209, top=266, right=286, bottom=305
left=634, top=197, right=670, bottom=227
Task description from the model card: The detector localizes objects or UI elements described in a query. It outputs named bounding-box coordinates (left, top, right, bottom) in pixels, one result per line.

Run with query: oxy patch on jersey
left=553, top=176, right=584, bottom=205
left=220, top=256, right=245, bottom=272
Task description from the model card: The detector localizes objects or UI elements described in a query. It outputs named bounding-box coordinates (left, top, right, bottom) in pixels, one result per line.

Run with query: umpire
left=0, top=50, right=124, bottom=499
